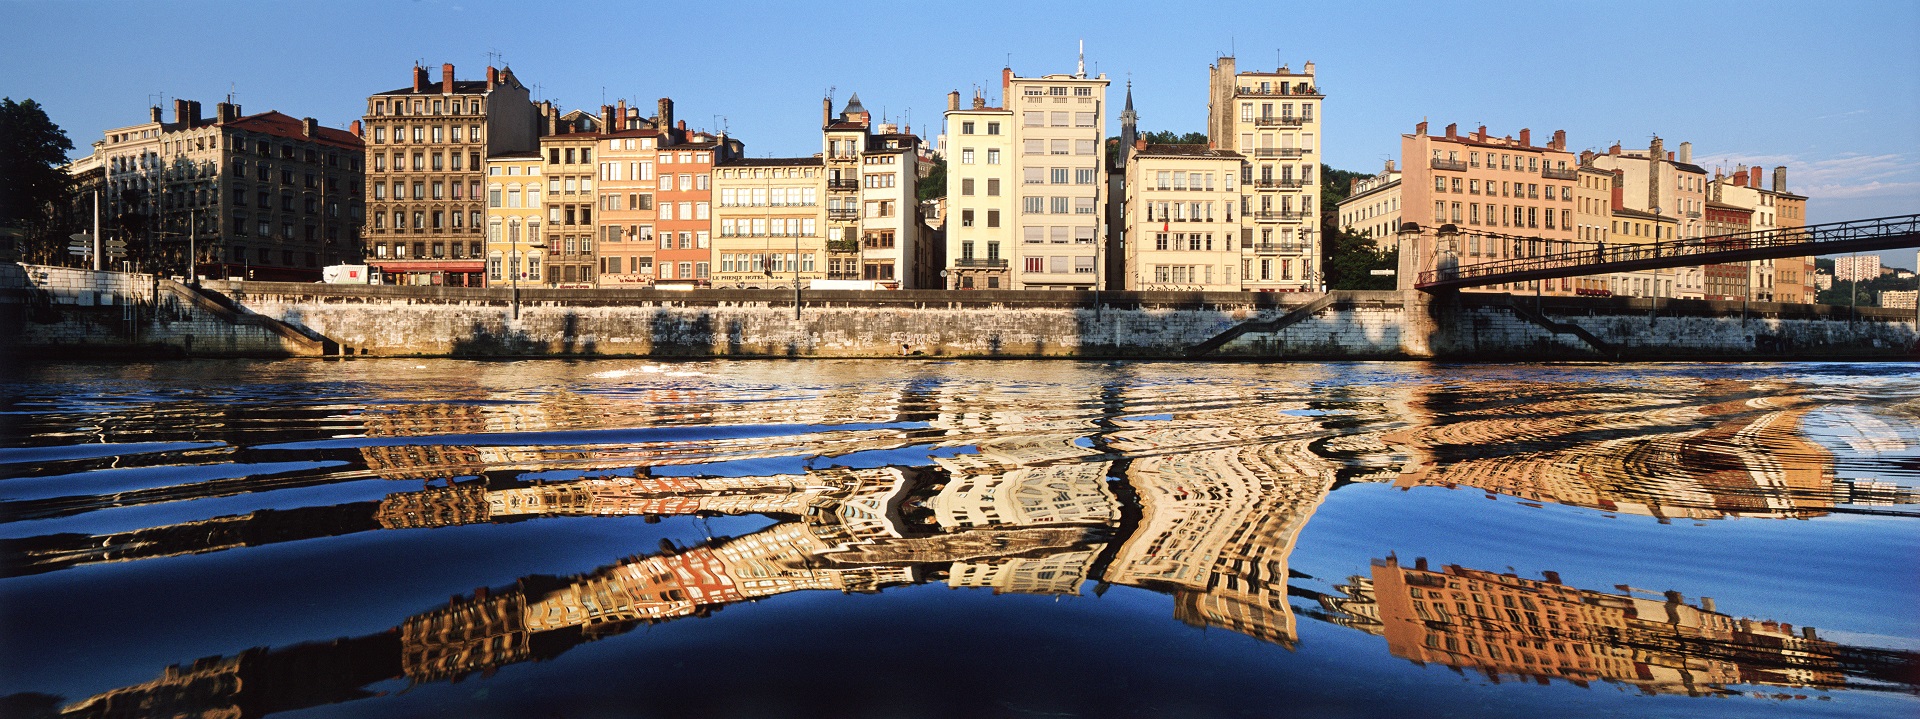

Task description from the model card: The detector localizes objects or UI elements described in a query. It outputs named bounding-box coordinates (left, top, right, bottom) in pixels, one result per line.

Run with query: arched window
left=487, top=219, right=502, bottom=243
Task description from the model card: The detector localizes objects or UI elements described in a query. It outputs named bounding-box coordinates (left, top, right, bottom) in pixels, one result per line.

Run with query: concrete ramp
left=1186, top=294, right=1336, bottom=357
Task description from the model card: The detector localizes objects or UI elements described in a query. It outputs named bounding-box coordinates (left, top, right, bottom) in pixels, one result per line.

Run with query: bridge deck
left=1416, top=214, right=1920, bottom=292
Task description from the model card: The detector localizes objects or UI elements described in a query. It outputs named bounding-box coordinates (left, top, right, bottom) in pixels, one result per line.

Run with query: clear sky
left=5, top=0, right=1917, bottom=266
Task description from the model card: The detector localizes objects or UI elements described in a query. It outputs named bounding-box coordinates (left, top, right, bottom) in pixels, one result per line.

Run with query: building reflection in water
left=1319, top=555, right=1916, bottom=697
left=18, top=371, right=1920, bottom=717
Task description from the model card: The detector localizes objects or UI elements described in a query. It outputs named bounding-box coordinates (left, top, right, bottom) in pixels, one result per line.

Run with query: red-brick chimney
left=1732, top=170, right=1747, bottom=187
left=216, top=102, right=240, bottom=123
left=412, top=65, right=428, bottom=92
left=1667, top=151, right=1675, bottom=161
left=1476, top=125, right=1487, bottom=141
left=486, top=66, right=498, bottom=91
left=1749, top=166, right=1763, bottom=188
left=149, top=106, right=163, bottom=123
left=617, top=99, right=628, bottom=128
left=1551, top=129, right=1566, bottom=150
left=1518, top=128, right=1531, bottom=146
left=1134, top=137, right=1147, bottom=151
left=172, top=98, right=191, bottom=124
left=822, top=96, right=833, bottom=127
left=1444, top=122, right=1457, bottom=139
left=1415, top=120, right=1428, bottom=136
left=442, top=63, right=455, bottom=94
left=350, top=120, right=363, bottom=137
left=1608, top=142, right=1621, bottom=156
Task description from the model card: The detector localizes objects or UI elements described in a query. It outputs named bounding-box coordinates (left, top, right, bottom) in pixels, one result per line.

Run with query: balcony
left=1253, top=115, right=1308, bottom=127
left=1252, top=210, right=1311, bottom=222
left=826, top=238, right=860, bottom=253
left=954, top=257, right=1008, bottom=268
left=1250, top=243, right=1307, bottom=254
left=827, top=208, right=859, bottom=221
left=825, top=271, right=861, bottom=280
left=827, top=179, right=859, bottom=191
left=1253, top=148, right=1310, bottom=158
left=1253, top=178, right=1307, bottom=190
left=1430, top=158, right=1468, bottom=172
left=1541, top=166, right=1579, bottom=180
left=1236, top=86, right=1324, bottom=97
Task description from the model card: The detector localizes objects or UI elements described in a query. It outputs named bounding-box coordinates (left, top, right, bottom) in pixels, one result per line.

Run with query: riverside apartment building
left=1399, top=121, right=1579, bottom=296
left=362, top=63, right=538, bottom=286
left=92, top=99, right=364, bottom=281
left=1206, top=57, right=1323, bottom=291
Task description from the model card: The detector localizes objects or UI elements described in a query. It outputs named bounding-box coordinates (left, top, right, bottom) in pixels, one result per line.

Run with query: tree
left=1318, top=163, right=1396, bottom=289
left=0, top=98, right=75, bottom=262
left=1106, top=131, right=1209, bottom=166
left=918, top=157, right=946, bottom=202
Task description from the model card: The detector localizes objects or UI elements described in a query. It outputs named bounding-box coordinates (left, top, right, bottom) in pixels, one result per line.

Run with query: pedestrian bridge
left=1415, top=213, right=1920, bottom=292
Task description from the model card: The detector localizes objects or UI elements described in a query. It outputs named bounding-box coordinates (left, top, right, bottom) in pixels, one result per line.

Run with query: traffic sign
left=69, top=232, right=92, bottom=242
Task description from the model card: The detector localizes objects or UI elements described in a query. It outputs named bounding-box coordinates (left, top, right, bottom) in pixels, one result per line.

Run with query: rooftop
left=721, top=157, right=823, bottom=167
left=223, top=111, right=362, bottom=150
left=1136, top=144, right=1242, bottom=159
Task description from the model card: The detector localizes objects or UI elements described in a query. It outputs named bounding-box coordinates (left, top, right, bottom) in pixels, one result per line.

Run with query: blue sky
left=6, top=0, right=1917, bottom=266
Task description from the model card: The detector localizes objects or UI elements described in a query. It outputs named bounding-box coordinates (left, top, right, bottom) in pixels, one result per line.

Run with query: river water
left=1, top=359, right=1916, bottom=718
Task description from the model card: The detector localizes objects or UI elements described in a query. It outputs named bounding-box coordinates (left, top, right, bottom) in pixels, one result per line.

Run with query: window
left=961, top=149, right=974, bottom=164
left=1076, top=168, right=1096, bottom=185
left=986, top=148, right=1001, bottom=165
left=1023, top=196, right=1044, bottom=214
left=1050, top=197, right=1070, bottom=214
left=961, top=178, right=975, bottom=196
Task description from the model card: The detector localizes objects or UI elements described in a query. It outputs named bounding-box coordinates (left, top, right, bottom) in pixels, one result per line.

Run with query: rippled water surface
left=2, top=359, right=1918, bottom=718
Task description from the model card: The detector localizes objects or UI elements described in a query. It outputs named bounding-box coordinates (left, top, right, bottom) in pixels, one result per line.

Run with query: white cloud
left=1693, top=151, right=1920, bottom=201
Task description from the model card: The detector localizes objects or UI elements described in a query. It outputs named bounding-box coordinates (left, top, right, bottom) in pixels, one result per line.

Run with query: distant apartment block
left=1121, top=142, right=1244, bottom=291
left=1831, top=253, right=1881, bottom=283
left=1004, top=63, right=1109, bottom=290
left=91, top=98, right=364, bottom=281
left=1400, top=121, right=1577, bottom=296
left=1335, top=160, right=1400, bottom=241
left=943, top=91, right=1016, bottom=290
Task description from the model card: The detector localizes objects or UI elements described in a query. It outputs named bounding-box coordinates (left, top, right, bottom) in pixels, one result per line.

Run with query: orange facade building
left=1400, top=122, right=1579, bottom=296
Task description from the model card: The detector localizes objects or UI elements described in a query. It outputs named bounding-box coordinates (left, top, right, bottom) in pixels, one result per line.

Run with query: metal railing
left=1253, top=116, right=1307, bottom=127
left=1416, top=213, right=1920, bottom=289
left=1250, top=243, right=1308, bottom=253
left=1253, top=147, right=1310, bottom=158
left=1236, top=86, right=1324, bottom=97
left=1254, top=178, right=1306, bottom=189
left=1541, top=166, right=1578, bottom=180
left=1252, top=210, right=1311, bottom=221
left=954, top=257, right=1008, bottom=268
left=1431, top=158, right=1468, bottom=172
left=826, top=239, right=860, bottom=253
left=827, top=208, right=858, bottom=220
left=827, top=179, right=859, bottom=190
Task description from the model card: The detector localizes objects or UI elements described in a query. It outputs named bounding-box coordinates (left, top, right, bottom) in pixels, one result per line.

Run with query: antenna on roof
left=1077, top=39, right=1085, bottom=78
left=1005, top=52, right=1011, bottom=68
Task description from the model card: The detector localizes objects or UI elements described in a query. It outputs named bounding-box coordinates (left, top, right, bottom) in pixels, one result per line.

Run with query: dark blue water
left=2, top=360, right=1916, bottom=718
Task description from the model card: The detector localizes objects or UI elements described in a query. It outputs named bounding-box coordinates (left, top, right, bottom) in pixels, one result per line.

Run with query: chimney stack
left=1732, top=169, right=1748, bottom=187
left=1667, top=151, right=1675, bottom=161
left=657, top=98, right=675, bottom=135
left=188, top=100, right=203, bottom=126
left=677, top=119, right=687, bottom=133
left=1134, top=137, right=1147, bottom=151
left=1773, top=166, right=1787, bottom=192
left=1580, top=149, right=1594, bottom=164
left=617, top=99, right=628, bottom=128
left=1551, top=129, right=1566, bottom=150
left=1678, top=141, right=1693, bottom=164
left=149, top=106, right=163, bottom=123
left=1444, top=122, right=1457, bottom=139
left=1476, top=124, right=1487, bottom=140
left=1609, top=142, right=1621, bottom=156
left=1414, top=557, right=1428, bottom=571
left=1303, top=60, right=1315, bottom=75
left=350, top=120, right=363, bottom=137
left=1750, top=166, right=1763, bottom=188
left=302, top=117, right=317, bottom=138
left=172, top=98, right=190, bottom=125
left=601, top=104, right=615, bottom=131
left=948, top=90, right=960, bottom=112
left=1415, top=120, right=1428, bottom=136
left=1518, top=128, right=1531, bottom=146
left=822, top=96, right=833, bottom=127
left=412, top=64, right=428, bottom=92
left=544, top=100, right=556, bottom=135
left=442, top=63, right=455, bottom=94
left=216, top=102, right=240, bottom=123
left=1650, top=136, right=1665, bottom=164
left=1385, top=158, right=1396, bottom=173
left=486, top=66, right=498, bottom=91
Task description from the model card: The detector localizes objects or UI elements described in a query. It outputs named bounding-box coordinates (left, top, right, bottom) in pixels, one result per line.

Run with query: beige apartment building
left=1335, top=159, right=1400, bottom=241
left=1587, top=138, right=1709, bottom=298
left=91, top=99, right=364, bottom=281
left=482, top=152, right=545, bottom=287
left=1398, top=121, right=1578, bottom=296
left=1570, top=164, right=1619, bottom=296
left=710, top=158, right=825, bottom=288
left=942, top=91, right=1016, bottom=290
left=538, top=130, right=600, bottom=287
left=1710, top=165, right=1813, bottom=303
left=1206, top=56, right=1322, bottom=292
left=1122, top=142, right=1244, bottom=290
left=1611, top=207, right=1681, bottom=298
left=1005, top=63, right=1109, bottom=290
left=363, top=63, right=538, bottom=286
left=822, top=94, right=924, bottom=288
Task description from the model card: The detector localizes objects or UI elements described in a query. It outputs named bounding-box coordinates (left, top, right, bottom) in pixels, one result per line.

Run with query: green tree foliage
left=1107, top=131, right=1209, bottom=166
left=1318, top=163, right=1397, bottom=289
left=918, top=158, right=946, bottom=202
left=0, top=98, right=75, bottom=262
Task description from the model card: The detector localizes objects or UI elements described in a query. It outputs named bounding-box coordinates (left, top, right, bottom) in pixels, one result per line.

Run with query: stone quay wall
left=3, top=265, right=1915, bottom=361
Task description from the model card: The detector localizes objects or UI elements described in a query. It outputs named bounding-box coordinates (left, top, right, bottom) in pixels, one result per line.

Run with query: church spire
left=1117, top=79, right=1139, bottom=170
